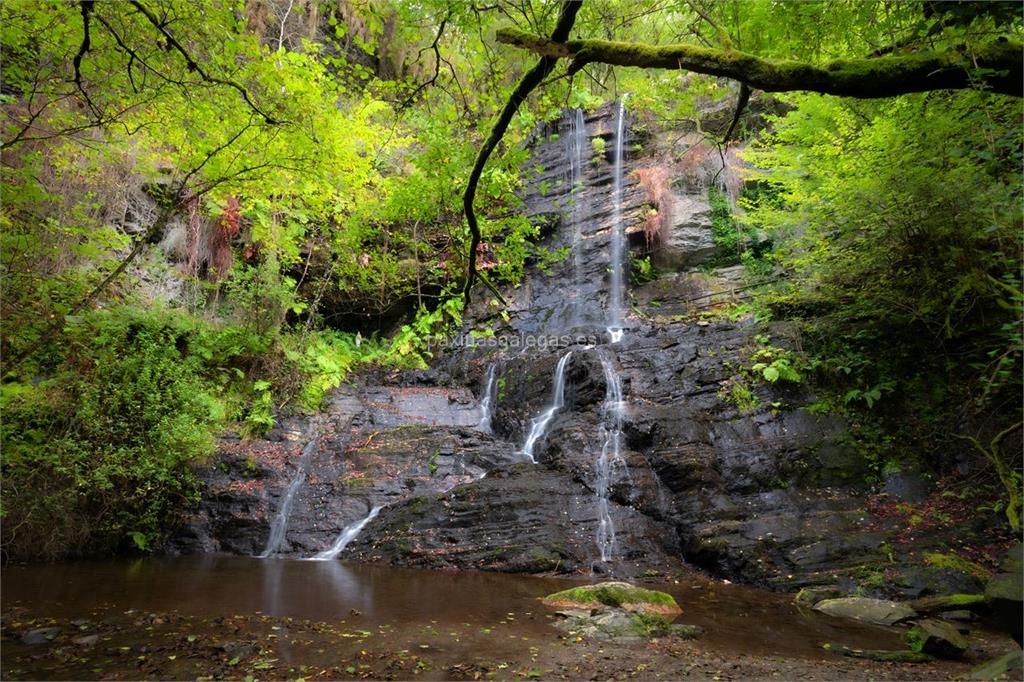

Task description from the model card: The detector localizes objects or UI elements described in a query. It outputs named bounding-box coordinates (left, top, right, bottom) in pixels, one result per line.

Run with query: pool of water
left=2, top=556, right=906, bottom=661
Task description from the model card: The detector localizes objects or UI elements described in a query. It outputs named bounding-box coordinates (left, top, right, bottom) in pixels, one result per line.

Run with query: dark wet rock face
left=167, top=387, right=522, bottom=558
left=347, top=466, right=681, bottom=577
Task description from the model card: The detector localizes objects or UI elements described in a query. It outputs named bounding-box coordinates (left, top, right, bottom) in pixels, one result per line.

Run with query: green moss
left=923, top=552, right=993, bottom=580
left=543, top=582, right=680, bottom=612
left=629, top=611, right=673, bottom=636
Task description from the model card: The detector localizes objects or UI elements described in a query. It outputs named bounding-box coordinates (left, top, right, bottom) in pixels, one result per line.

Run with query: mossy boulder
left=542, top=581, right=683, bottom=615
left=906, top=618, right=969, bottom=659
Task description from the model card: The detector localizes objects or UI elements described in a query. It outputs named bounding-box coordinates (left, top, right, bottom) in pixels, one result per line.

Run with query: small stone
left=669, top=624, right=704, bottom=639
left=21, top=626, right=61, bottom=645
left=72, top=634, right=100, bottom=647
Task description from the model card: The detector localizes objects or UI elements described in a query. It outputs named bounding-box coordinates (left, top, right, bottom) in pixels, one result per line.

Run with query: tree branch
left=72, top=1, right=100, bottom=116
left=496, top=29, right=1023, bottom=98
left=461, top=0, right=583, bottom=304
left=127, top=0, right=280, bottom=123
left=721, top=81, right=750, bottom=144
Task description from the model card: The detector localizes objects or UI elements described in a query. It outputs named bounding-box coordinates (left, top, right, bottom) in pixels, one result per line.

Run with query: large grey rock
left=653, top=189, right=715, bottom=270
left=813, top=597, right=918, bottom=625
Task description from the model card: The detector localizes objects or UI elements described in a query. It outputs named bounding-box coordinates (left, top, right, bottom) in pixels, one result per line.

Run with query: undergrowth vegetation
left=741, top=91, right=1023, bottom=529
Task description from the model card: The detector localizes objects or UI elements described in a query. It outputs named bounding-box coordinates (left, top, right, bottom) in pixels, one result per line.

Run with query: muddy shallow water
left=0, top=557, right=1005, bottom=680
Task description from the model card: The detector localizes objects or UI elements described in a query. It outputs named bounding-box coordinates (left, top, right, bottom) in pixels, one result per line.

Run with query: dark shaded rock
left=814, top=597, right=917, bottom=626
left=985, top=543, right=1023, bottom=645
left=969, top=651, right=1023, bottom=680
left=21, top=626, right=61, bottom=645
left=167, top=388, right=521, bottom=558
left=881, top=467, right=932, bottom=503
left=346, top=466, right=684, bottom=578
left=907, top=618, right=969, bottom=659
left=898, top=564, right=987, bottom=599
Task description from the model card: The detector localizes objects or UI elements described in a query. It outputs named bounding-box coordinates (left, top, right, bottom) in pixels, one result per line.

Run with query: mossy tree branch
left=956, top=422, right=1023, bottom=533
left=461, top=0, right=583, bottom=304
left=496, top=28, right=1023, bottom=98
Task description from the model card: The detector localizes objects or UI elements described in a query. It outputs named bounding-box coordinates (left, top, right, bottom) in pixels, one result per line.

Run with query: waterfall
left=477, top=363, right=497, bottom=433
left=520, top=351, right=573, bottom=463
left=311, top=505, right=384, bottom=561
left=260, top=437, right=318, bottom=558
left=594, top=351, right=626, bottom=563
left=607, top=97, right=628, bottom=344
left=566, top=108, right=587, bottom=325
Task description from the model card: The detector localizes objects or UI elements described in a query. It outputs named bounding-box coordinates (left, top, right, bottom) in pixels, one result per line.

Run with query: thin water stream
left=607, top=97, right=627, bottom=344
left=519, top=351, right=573, bottom=463
left=477, top=363, right=497, bottom=433
left=594, top=350, right=627, bottom=563
left=565, top=108, right=587, bottom=325
left=311, top=506, right=385, bottom=561
left=259, top=437, right=318, bottom=558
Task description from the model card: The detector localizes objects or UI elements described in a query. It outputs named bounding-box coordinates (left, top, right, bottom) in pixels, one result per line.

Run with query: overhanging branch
left=461, top=0, right=583, bottom=304
left=496, top=28, right=1023, bottom=98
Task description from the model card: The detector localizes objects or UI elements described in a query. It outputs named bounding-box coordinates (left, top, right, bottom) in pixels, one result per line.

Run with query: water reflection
left=2, top=557, right=910, bottom=659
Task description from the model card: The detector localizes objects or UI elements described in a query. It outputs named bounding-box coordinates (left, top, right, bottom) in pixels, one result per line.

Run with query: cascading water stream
left=565, top=108, right=587, bottom=325
left=260, top=437, right=318, bottom=558
left=311, top=505, right=384, bottom=560
left=477, top=363, right=497, bottom=433
left=519, top=351, right=573, bottom=463
left=594, top=351, right=626, bottom=563
left=607, top=97, right=628, bottom=344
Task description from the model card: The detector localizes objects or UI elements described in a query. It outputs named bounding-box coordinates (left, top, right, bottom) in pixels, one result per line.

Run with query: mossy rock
left=553, top=606, right=702, bottom=641
left=907, top=619, right=968, bottom=659
left=542, top=581, right=682, bottom=615
left=833, top=645, right=934, bottom=664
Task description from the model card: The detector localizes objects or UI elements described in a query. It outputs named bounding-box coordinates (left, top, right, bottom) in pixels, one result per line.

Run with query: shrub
left=1, top=308, right=224, bottom=559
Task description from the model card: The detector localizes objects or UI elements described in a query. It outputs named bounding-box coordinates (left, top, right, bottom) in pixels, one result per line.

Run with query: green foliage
left=630, top=255, right=658, bottom=286
left=743, top=90, right=1022, bottom=499
left=390, top=296, right=465, bottom=367
left=283, top=330, right=391, bottom=411
left=708, top=186, right=758, bottom=267
left=749, top=344, right=803, bottom=384
left=2, top=308, right=221, bottom=559
left=718, top=380, right=759, bottom=413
